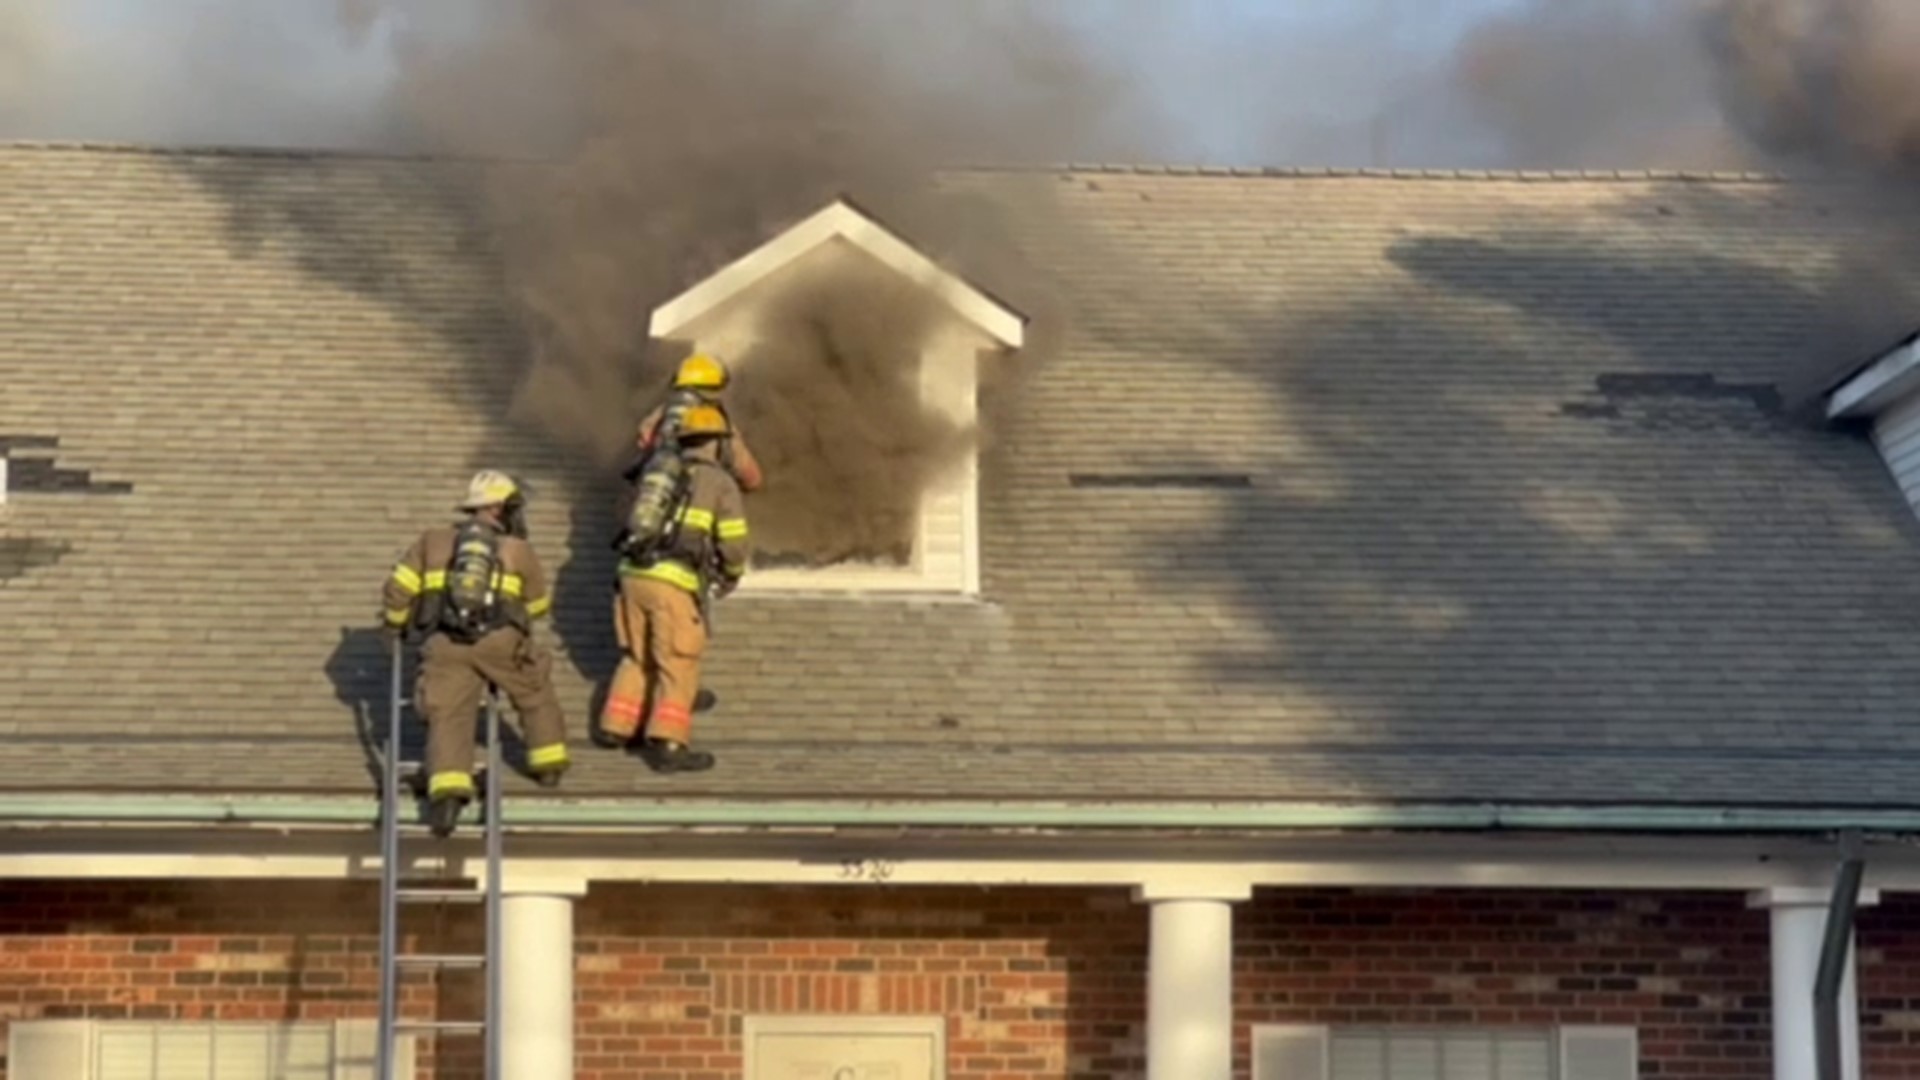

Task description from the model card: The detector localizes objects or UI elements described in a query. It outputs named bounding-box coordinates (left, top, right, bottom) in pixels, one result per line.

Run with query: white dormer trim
left=646, top=197, right=1025, bottom=598
left=648, top=199, right=1025, bottom=349
left=1827, top=329, right=1920, bottom=525
left=1828, top=334, right=1920, bottom=420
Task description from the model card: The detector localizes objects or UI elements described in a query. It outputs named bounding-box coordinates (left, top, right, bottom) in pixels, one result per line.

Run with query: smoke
left=728, top=262, right=972, bottom=567
left=339, top=0, right=1129, bottom=562
left=1702, top=0, right=1920, bottom=177
left=13, top=0, right=1920, bottom=555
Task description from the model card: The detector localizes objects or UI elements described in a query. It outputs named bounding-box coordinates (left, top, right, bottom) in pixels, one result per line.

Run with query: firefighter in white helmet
left=382, top=470, right=571, bottom=835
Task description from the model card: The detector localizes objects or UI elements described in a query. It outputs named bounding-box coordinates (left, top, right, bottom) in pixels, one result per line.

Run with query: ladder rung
left=397, top=888, right=484, bottom=904
left=395, top=954, right=486, bottom=968
left=395, top=1020, right=486, bottom=1035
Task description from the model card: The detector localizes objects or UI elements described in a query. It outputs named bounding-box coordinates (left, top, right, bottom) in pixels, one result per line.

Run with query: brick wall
left=4, top=880, right=1919, bottom=1080
left=1237, top=890, right=1772, bottom=1080
left=1859, top=893, right=1920, bottom=1077
left=0, top=881, right=472, bottom=1080
left=574, top=884, right=1147, bottom=1080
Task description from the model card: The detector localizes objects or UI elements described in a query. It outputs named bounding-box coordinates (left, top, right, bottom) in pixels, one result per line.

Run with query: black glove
left=713, top=574, right=741, bottom=600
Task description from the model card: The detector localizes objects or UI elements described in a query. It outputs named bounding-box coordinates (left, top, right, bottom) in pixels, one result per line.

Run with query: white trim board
left=648, top=199, right=1025, bottom=348
left=2, top=837, right=1918, bottom=894
left=1829, top=334, right=1920, bottom=419
left=743, top=1014, right=947, bottom=1080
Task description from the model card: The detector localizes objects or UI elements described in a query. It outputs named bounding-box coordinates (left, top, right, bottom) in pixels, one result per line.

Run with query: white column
left=1135, top=881, right=1250, bottom=1080
left=1749, top=886, right=1880, bottom=1080
left=501, top=884, right=585, bottom=1080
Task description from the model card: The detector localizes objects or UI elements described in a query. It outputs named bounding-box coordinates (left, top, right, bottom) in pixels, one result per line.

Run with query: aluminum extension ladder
left=375, top=639, right=504, bottom=1080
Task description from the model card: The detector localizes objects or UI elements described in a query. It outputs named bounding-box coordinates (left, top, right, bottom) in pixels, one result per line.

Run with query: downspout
left=1814, top=830, right=1865, bottom=1080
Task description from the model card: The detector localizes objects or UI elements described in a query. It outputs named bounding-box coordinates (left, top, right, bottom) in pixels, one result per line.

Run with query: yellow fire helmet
left=674, top=353, right=729, bottom=390
left=457, top=469, right=521, bottom=510
left=677, top=404, right=732, bottom=439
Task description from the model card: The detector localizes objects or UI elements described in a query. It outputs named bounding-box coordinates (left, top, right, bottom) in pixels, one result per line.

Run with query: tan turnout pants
left=601, top=576, right=707, bottom=745
left=417, top=627, right=569, bottom=801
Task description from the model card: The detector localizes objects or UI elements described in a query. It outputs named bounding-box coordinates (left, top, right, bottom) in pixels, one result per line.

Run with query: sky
left=0, top=0, right=1558, bottom=166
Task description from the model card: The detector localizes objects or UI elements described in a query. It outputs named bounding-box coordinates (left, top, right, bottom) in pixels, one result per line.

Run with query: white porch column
left=501, top=880, right=588, bottom=1080
left=1748, top=885, right=1880, bottom=1080
left=1135, top=881, right=1250, bottom=1080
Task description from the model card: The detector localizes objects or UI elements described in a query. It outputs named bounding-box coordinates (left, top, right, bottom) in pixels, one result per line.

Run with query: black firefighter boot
left=427, top=795, right=466, bottom=839
left=640, top=738, right=716, bottom=774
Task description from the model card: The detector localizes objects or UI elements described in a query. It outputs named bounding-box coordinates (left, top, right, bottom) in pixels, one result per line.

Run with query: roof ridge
left=0, top=140, right=1806, bottom=185
left=959, top=161, right=1794, bottom=183
left=0, top=138, right=547, bottom=166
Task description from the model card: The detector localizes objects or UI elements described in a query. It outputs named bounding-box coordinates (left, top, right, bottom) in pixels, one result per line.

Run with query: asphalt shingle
left=5, top=143, right=1920, bottom=809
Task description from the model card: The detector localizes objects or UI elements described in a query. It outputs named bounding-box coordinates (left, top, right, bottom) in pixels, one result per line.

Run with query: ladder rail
left=484, top=691, right=504, bottom=1080
left=376, top=639, right=506, bottom=1080
left=375, top=637, right=404, bottom=1080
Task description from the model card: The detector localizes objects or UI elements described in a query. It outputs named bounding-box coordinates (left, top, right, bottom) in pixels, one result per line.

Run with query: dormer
left=647, top=199, right=1025, bottom=596
left=1828, top=331, right=1920, bottom=520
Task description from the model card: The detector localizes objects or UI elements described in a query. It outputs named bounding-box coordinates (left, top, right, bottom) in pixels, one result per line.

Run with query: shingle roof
left=6, top=141, right=1920, bottom=812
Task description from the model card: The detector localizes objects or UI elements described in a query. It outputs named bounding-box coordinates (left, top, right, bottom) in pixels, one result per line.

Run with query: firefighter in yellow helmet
left=381, top=470, right=571, bottom=835
left=599, top=405, right=750, bottom=772
left=626, top=353, right=764, bottom=492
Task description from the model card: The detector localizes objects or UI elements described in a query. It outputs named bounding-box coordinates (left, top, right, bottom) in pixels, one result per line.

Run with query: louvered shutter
left=7, top=1019, right=95, bottom=1079
left=1331, top=1029, right=1552, bottom=1080
left=207, top=1024, right=270, bottom=1080
left=95, top=1024, right=159, bottom=1080
left=1558, top=1027, right=1637, bottom=1080
left=1252, top=1025, right=1330, bottom=1080
left=331, top=1020, right=412, bottom=1080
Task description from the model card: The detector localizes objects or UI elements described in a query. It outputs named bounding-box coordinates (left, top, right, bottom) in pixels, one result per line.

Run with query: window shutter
left=207, top=1024, right=270, bottom=1080
left=7, top=1020, right=95, bottom=1080
left=331, top=1020, right=411, bottom=1080
left=1485, top=1030, right=1552, bottom=1080
left=1558, top=1027, right=1637, bottom=1080
left=1253, top=1025, right=1331, bottom=1080
left=96, top=1025, right=159, bottom=1080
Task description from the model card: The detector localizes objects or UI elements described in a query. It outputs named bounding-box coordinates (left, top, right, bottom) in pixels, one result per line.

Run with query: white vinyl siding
left=1872, top=391, right=1920, bottom=520
left=1253, top=1026, right=1636, bottom=1080
left=8, top=1020, right=406, bottom=1080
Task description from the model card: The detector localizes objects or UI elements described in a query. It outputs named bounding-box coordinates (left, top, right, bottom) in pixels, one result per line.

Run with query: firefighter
left=627, top=352, right=764, bottom=493
left=382, top=470, right=571, bottom=836
left=598, top=405, right=750, bottom=773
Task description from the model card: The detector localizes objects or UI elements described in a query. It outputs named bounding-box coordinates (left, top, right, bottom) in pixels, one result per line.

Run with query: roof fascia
left=1828, top=335, right=1920, bottom=420
left=647, top=199, right=1024, bottom=348
left=3, top=794, right=1919, bottom=835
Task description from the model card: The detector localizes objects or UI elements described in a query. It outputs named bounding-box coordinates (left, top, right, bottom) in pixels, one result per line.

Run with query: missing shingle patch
left=1558, top=373, right=1783, bottom=433
left=1592, top=373, right=1782, bottom=413
left=1, top=433, right=134, bottom=495
left=1068, top=472, right=1254, bottom=489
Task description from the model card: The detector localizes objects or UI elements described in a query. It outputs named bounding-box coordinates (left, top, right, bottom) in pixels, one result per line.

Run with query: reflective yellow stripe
left=427, top=772, right=475, bottom=799
left=527, top=744, right=570, bottom=770
left=526, top=595, right=551, bottom=618
left=679, top=507, right=715, bottom=532
left=390, top=565, right=422, bottom=594
left=497, top=572, right=524, bottom=598
left=423, top=570, right=447, bottom=591
left=716, top=519, right=748, bottom=540
left=383, top=606, right=410, bottom=627
left=627, top=560, right=701, bottom=592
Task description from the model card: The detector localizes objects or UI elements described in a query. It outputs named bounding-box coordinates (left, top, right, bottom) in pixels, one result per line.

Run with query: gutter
left=1815, top=831, right=1866, bottom=1080
left=3, top=794, right=1920, bottom=833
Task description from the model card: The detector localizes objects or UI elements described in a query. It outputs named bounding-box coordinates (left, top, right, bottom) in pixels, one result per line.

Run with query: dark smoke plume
left=352, top=0, right=1129, bottom=562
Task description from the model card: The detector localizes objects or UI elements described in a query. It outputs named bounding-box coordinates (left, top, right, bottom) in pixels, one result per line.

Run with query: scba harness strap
left=432, top=522, right=520, bottom=643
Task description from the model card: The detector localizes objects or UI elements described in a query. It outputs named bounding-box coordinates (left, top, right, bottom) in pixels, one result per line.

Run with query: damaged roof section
left=6, top=144, right=1920, bottom=811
